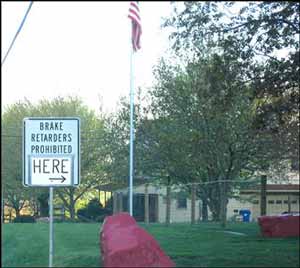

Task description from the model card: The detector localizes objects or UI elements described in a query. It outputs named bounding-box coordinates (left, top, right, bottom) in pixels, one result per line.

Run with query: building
left=107, top=180, right=299, bottom=223
left=227, top=184, right=300, bottom=221
left=107, top=183, right=201, bottom=223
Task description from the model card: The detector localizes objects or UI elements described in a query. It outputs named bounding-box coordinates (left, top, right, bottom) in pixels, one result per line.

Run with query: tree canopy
left=163, top=1, right=299, bottom=169
left=2, top=96, right=108, bottom=219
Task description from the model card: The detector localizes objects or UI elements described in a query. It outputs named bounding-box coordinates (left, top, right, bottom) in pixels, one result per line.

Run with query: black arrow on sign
left=49, top=175, right=66, bottom=183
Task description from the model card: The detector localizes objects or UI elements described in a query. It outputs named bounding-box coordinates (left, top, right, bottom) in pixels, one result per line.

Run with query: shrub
left=13, top=215, right=36, bottom=223
left=77, top=208, right=87, bottom=218
left=35, top=217, right=49, bottom=223
left=96, top=215, right=107, bottom=223
left=76, top=198, right=112, bottom=221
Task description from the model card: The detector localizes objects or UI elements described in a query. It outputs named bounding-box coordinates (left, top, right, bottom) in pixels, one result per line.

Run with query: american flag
left=128, top=1, right=142, bottom=51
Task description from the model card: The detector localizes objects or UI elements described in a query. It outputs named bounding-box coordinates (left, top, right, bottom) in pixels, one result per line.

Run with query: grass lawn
left=2, top=221, right=299, bottom=267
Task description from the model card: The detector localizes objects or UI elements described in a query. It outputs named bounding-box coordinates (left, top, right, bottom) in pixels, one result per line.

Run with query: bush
left=35, top=217, right=49, bottom=223
left=13, top=215, right=36, bottom=223
left=96, top=215, right=108, bottom=223
left=76, top=198, right=112, bottom=221
left=77, top=208, right=87, bottom=218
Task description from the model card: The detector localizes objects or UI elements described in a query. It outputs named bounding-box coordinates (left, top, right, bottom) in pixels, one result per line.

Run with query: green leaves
left=2, top=96, right=108, bottom=218
left=163, top=1, right=299, bottom=169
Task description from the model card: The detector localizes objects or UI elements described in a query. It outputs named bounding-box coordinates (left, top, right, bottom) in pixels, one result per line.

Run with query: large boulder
left=258, top=215, right=300, bottom=237
left=100, top=212, right=175, bottom=267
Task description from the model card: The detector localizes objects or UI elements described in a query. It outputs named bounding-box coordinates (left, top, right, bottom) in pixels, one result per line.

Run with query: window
left=233, top=209, right=239, bottom=213
left=276, top=200, right=282, bottom=204
left=253, top=200, right=259, bottom=204
left=284, top=200, right=288, bottom=204
left=268, top=200, right=274, bottom=204
left=291, top=200, right=297, bottom=204
left=177, top=197, right=187, bottom=209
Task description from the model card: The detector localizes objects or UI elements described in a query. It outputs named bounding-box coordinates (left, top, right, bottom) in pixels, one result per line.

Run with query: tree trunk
left=260, top=175, right=267, bottom=216
left=69, top=190, right=76, bottom=220
left=166, top=179, right=171, bottom=226
left=15, top=207, right=21, bottom=218
left=69, top=204, right=75, bottom=220
left=209, top=194, right=221, bottom=221
left=207, top=185, right=222, bottom=221
left=220, top=181, right=227, bottom=228
left=1, top=188, right=4, bottom=223
left=32, top=198, right=38, bottom=216
left=144, top=184, right=149, bottom=224
left=191, top=183, right=196, bottom=224
left=9, top=207, right=12, bottom=223
left=113, top=192, right=118, bottom=214
left=119, top=192, right=123, bottom=212
left=38, top=192, right=49, bottom=217
left=202, top=197, right=208, bottom=221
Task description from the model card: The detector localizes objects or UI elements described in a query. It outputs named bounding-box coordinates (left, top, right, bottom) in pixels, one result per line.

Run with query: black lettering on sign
left=40, top=121, right=64, bottom=131
left=52, top=159, right=60, bottom=173
left=33, top=158, right=69, bottom=174
left=61, top=159, right=69, bottom=173
left=43, top=159, right=50, bottom=173
left=33, top=159, right=41, bottom=173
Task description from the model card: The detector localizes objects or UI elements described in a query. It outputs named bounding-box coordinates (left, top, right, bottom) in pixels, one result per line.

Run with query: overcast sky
left=1, top=1, right=173, bottom=114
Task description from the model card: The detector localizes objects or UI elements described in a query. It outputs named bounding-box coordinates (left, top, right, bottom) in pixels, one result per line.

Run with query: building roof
left=241, top=184, right=300, bottom=193
left=265, top=184, right=300, bottom=191
left=94, top=177, right=150, bottom=192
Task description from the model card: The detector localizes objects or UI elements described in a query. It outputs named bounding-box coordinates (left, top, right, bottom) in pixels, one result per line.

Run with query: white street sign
left=23, top=118, right=80, bottom=186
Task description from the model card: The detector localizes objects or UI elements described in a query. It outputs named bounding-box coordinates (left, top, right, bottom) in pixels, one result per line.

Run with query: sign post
left=49, top=187, right=53, bottom=268
left=23, top=117, right=80, bottom=267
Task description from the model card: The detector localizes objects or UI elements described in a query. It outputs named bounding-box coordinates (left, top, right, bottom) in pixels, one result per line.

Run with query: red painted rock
left=100, top=212, right=175, bottom=267
left=258, top=215, right=300, bottom=237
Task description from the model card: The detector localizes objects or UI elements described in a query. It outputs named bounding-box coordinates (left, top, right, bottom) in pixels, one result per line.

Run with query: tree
left=77, top=198, right=110, bottom=221
left=34, top=97, right=108, bottom=219
left=104, top=97, right=132, bottom=184
left=163, top=2, right=299, bottom=168
left=105, top=90, right=188, bottom=224
left=149, top=55, right=257, bottom=226
left=2, top=100, right=39, bottom=218
left=104, top=91, right=150, bottom=193
left=136, top=116, right=191, bottom=225
left=37, top=192, right=49, bottom=217
left=2, top=96, right=108, bottom=219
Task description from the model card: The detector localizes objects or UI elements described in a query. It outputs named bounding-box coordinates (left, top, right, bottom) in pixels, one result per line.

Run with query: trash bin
left=239, top=209, right=251, bottom=222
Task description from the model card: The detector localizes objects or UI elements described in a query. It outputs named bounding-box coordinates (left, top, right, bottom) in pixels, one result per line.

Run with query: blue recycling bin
left=239, top=209, right=251, bottom=222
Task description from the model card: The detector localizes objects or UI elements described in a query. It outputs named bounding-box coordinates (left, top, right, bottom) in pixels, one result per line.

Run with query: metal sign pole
left=49, top=187, right=54, bottom=267
left=22, top=118, right=80, bottom=267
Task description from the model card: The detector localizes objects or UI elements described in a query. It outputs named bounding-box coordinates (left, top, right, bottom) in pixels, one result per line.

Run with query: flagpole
left=129, top=23, right=134, bottom=217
